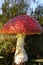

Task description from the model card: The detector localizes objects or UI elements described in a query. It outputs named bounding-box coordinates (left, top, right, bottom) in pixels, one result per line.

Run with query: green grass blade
left=31, top=59, right=43, bottom=62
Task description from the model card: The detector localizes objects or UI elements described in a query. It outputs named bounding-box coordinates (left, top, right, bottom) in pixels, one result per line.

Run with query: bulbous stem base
left=15, top=62, right=26, bottom=65
left=14, top=34, right=28, bottom=64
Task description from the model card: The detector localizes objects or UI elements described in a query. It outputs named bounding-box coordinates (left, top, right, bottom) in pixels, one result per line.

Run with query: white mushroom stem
left=14, top=34, right=28, bottom=64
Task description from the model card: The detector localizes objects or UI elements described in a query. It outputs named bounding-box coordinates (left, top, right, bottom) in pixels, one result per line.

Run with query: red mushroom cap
left=0, top=15, right=42, bottom=34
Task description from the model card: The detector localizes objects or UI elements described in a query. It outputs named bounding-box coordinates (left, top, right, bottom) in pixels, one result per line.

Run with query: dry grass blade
left=0, top=56, right=4, bottom=59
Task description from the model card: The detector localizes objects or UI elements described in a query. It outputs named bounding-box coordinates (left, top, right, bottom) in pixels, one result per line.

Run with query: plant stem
left=14, top=34, right=28, bottom=65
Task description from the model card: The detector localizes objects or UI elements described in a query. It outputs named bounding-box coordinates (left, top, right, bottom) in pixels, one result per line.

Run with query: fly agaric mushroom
left=0, top=15, right=42, bottom=65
